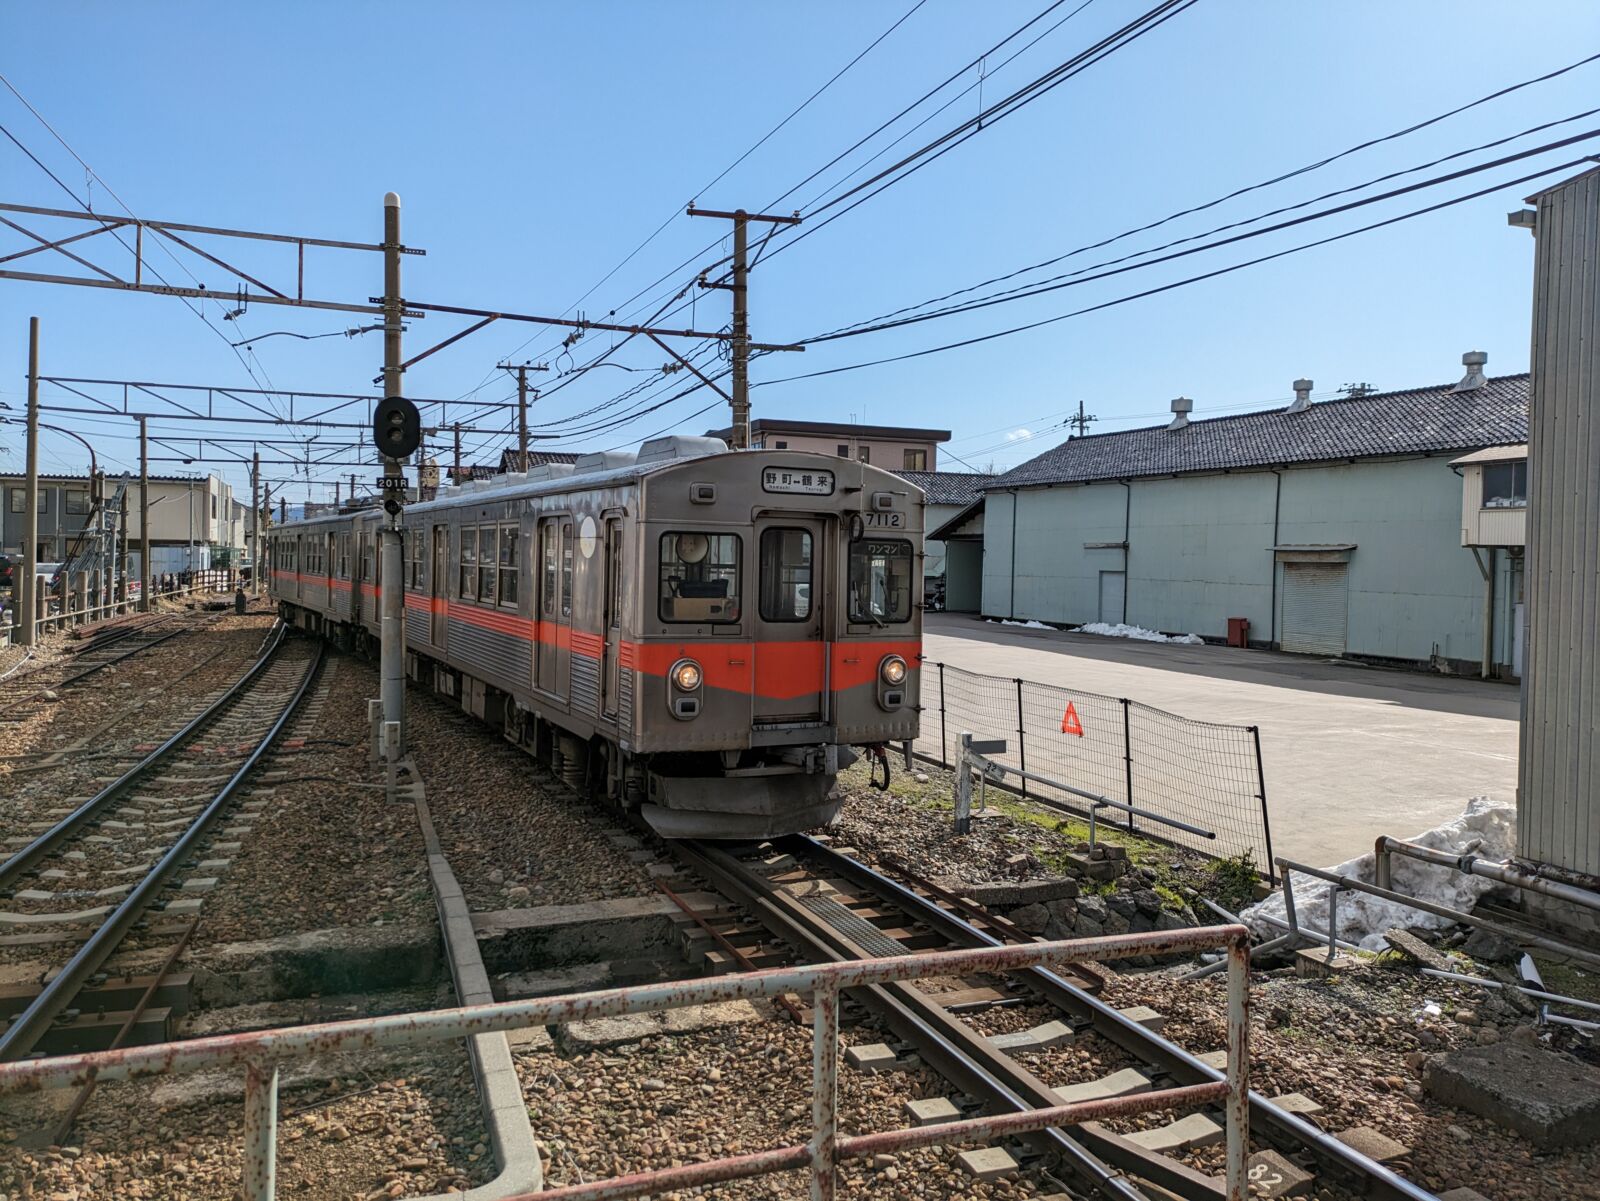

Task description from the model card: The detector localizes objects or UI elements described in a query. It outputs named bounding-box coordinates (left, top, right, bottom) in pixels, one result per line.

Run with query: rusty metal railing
left=0, top=926, right=1253, bottom=1201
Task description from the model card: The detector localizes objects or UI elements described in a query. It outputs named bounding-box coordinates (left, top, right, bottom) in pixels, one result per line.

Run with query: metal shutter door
left=1280, top=562, right=1348, bottom=656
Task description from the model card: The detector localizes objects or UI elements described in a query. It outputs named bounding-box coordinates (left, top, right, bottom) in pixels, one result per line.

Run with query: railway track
left=0, top=621, right=322, bottom=1064
left=0, top=613, right=195, bottom=721
left=670, top=833, right=1440, bottom=1201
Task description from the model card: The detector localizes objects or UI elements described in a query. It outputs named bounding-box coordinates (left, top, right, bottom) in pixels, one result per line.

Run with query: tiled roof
left=896, top=470, right=990, bottom=506
left=991, top=373, right=1529, bottom=489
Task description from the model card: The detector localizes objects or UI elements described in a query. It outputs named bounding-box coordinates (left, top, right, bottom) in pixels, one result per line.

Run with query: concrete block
left=1053, top=1067, right=1151, bottom=1104
left=1269, top=1092, right=1325, bottom=1118
left=163, top=898, right=204, bottom=915
left=1295, top=946, right=1356, bottom=977
left=1125, top=1112, right=1223, bottom=1152
left=1118, top=1004, right=1165, bottom=1032
left=211, top=842, right=242, bottom=853
left=1333, top=1126, right=1409, bottom=1164
left=1064, top=852, right=1127, bottom=881
left=955, top=1147, right=1017, bottom=1182
left=845, top=1042, right=900, bottom=1072
left=989, top=1019, right=1075, bottom=1052
left=197, top=859, right=233, bottom=871
left=1195, top=1049, right=1230, bottom=1070
left=1382, top=928, right=1452, bottom=972
left=1246, top=1149, right=1314, bottom=1197
left=180, top=877, right=219, bottom=893
left=956, top=877, right=1079, bottom=906
left=1424, top=1040, right=1600, bottom=1149
left=904, top=1096, right=961, bottom=1126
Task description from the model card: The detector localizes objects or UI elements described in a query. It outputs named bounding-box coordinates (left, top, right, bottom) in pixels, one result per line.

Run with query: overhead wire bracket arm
left=646, top=332, right=733, bottom=403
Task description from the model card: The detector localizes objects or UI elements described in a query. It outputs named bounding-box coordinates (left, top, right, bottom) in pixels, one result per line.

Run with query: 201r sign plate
left=375, top=475, right=410, bottom=492
left=763, top=467, right=834, bottom=495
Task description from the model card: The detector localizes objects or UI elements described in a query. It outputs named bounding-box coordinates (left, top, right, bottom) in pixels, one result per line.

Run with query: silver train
left=268, top=435, right=925, bottom=838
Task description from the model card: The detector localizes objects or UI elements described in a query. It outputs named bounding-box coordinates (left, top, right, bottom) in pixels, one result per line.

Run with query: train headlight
left=879, top=655, right=907, bottom=686
left=672, top=659, right=703, bottom=691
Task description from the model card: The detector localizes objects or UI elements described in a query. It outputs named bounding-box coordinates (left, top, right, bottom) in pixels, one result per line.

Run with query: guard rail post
left=1120, top=697, right=1136, bottom=834
left=937, top=662, right=947, bottom=768
left=1250, top=725, right=1275, bottom=884
left=1014, top=678, right=1028, bottom=800
left=954, top=732, right=974, bottom=834
left=243, top=1061, right=278, bottom=1201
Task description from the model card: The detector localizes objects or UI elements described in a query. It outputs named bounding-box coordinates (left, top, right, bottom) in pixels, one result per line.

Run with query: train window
left=498, top=525, right=519, bottom=607
left=405, top=530, right=423, bottom=587
left=561, top=522, right=574, bottom=618
left=848, top=538, right=913, bottom=625
left=459, top=528, right=477, bottom=601
left=540, top=521, right=558, bottom=616
left=759, top=528, right=812, bottom=622
left=659, top=531, right=740, bottom=624
left=478, top=526, right=498, bottom=605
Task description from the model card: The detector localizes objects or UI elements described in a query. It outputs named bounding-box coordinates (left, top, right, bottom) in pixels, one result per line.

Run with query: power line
left=799, top=128, right=1600, bottom=344
left=756, top=156, right=1595, bottom=387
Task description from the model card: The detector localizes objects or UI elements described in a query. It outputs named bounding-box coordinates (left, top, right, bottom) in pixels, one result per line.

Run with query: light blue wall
left=979, top=455, right=1516, bottom=669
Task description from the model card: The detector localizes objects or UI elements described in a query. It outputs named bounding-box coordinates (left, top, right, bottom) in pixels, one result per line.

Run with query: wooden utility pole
left=1069, top=400, right=1097, bottom=438
left=250, top=450, right=261, bottom=595
left=497, top=361, right=549, bottom=472
left=19, top=317, right=40, bottom=645
left=452, top=423, right=462, bottom=483
left=687, top=206, right=800, bottom=449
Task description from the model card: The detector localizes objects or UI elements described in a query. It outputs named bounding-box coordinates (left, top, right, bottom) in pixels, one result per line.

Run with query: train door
left=600, top=519, right=622, bottom=719
left=753, top=517, right=826, bottom=723
left=430, top=524, right=447, bottom=646
left=355, top=531, right=370, bottom=624
left=536, top=517, right=564, bottom=697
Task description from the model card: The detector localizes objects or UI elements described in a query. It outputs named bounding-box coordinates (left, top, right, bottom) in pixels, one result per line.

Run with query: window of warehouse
left=460, top=528, right=477, bottom=600
left=759, top=528, right=812, bottom=621
left=849, top=539, right=913, bottom=624
left=66, top=490, right=90, bottom=515
left=499, top=525, right=518, bottom=606
left=478, top=526, right=498, bottom=604
left=660, top=531, right=740, bottom=623
left=1482, top=461, right=1527, bottom=508
left=10, top=489, right=47, bottom=514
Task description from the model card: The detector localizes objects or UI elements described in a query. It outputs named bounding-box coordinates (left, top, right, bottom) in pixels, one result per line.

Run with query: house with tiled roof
left=944, top=352, right=1528, bottom=675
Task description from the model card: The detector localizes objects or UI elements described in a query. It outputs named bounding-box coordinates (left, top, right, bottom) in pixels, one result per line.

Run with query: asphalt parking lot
left=922, top=613, right=1519, bottom=868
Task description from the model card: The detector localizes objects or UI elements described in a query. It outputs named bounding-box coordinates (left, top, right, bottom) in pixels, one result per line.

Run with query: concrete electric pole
left=376, top=191, right=411, bottom=753
left=497, top=361, right=549, bottom=473
left=19, top=317, right=40, bottom=646
left=250, top=449, right=261, bottom=596
left=138, top=417, right=150, bottom=613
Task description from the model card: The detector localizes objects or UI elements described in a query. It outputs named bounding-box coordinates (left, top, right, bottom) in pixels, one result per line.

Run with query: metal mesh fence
left=915, top=663, right=1273, bottom=875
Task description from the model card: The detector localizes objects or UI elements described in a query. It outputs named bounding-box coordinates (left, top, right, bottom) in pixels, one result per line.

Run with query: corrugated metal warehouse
left=942, top=356, right=1530, bottom=675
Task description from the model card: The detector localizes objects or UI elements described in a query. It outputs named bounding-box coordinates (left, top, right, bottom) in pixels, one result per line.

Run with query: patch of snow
left=987, top=619, right=1054, bottom=630
left=1242, top=795, right=1515, bottom=951
left=1074, top=621, right=1204, bottom=645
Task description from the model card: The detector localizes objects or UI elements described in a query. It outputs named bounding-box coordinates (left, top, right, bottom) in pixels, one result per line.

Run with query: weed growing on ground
left=1205, top=851, right=1261, bottom=911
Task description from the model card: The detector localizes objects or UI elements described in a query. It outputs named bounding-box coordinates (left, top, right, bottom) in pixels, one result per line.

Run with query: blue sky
left=2, top=1, right=1597, bottom=506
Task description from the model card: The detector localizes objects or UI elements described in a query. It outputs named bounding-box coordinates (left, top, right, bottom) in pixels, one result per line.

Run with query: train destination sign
left=762, top=467, right=835, bottom=495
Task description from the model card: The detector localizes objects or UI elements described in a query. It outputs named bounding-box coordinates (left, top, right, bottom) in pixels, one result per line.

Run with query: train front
left=630, top=449, right=923, bottom=839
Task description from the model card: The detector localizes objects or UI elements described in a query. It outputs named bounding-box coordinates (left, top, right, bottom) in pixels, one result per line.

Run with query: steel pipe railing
left=0, top=926, right=1254, bottom=1201
left=1375, top=835, right=1600, bottom=915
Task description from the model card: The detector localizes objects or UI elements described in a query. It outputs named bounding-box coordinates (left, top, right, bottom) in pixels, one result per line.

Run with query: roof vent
left=571, top=450, right=636, bottom=476
left=1287, top=378, right=1314, bottom=414
left=636, top=434, right=729, bottom=466
left=1452, top=350, right=1487, bottom=393
left=1167, top=397, right=1193, bottom=431
left=523, top=463, right=575, bottom=483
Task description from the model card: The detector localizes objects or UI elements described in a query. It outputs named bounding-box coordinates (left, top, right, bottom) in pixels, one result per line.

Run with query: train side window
left=759, top=528, right=812, bottom=622
left=659, top=531, right=740, bottom=624
left=499, top=525, right=519, bottom=607
left=540, top=521, right=558, bottom=616
left=561, top=522, right=574, bottom=618
left=478, top=526, right=498, bottom=605
left=459, top=527, right=477, bottom=601
left=848, top=538, right=913, bottom=625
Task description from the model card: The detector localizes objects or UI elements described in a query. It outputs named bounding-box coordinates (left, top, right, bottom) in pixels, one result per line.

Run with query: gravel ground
left=1098, top=960, right=1600, bottom=1200
left=830, top=758, right=1219, bottom=898
left=189, top=647, right=434, bottom=948
left=516, top=1012, right=1066, bottom=1200
left=0, top=1046, right=493, bottom=1200
left=404, top=687, right=656, bottom=911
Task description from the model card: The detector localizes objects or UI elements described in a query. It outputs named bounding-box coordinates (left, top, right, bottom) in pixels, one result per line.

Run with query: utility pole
left=349, top=472, right=357, bottom=503
left=687, top=206, right=801, bottom=449
left=497, top=361, right=549, bottom=472
left=250, top=450, right=261, bottom=595
left=452, top=423, right=462, bottom=484
left=19, top=317, right=40, bottom=646
left=279, top=496, right=285, bottom=524
left=138, top=417, right=150, bottom=612
left=1069, top=400, right=1097, bottom=438
left=378, top=192, right=406, bottom=750
left=117, top=489, right=128, bottom=608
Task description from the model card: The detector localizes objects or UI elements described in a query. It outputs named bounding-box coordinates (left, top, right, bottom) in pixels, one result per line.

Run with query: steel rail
left=0, top=629, right=322, bottom=1061
left=783, top=835, right=1440, bottom=1201
left=0, top=621, right=286, bottom=890
left=674, top=839, right=1156, bottom=1201
left=0, top=619, right=186, bottom=715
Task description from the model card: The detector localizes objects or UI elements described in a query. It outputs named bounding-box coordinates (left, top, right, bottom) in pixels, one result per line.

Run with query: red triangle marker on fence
left=1060, top=701, right=1084, bottom=737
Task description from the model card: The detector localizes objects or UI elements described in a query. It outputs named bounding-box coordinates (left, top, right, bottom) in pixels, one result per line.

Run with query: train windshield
left=659, top=531, right=741, bottom=623
left=848, top=538, right=913, bottom=625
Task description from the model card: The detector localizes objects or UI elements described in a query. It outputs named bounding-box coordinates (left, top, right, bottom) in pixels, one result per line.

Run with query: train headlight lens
left=672, top=659, right=703, bottom=691
left=880, top=655, right=907, bottom=686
